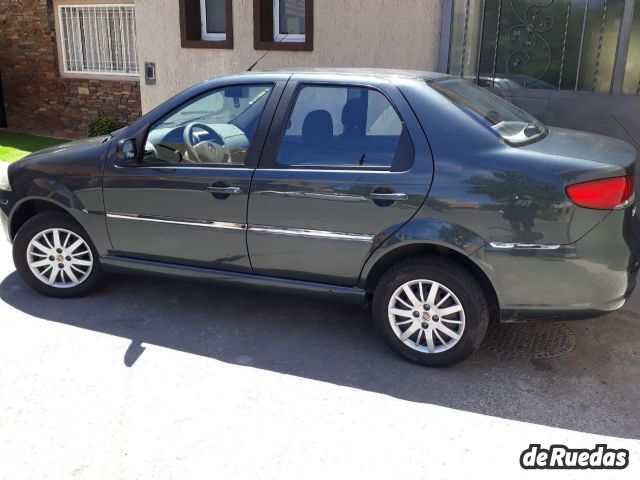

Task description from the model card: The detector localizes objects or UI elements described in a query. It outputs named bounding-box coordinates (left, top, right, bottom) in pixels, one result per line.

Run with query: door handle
left=205, top=185, right=241, bottom=194
left=206, top=182, right=241, bottom=200
left=364, top=192, right=409, bottom=201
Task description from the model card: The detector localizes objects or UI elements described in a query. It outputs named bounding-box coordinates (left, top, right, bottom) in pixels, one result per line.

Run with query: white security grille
left=59, top=4, right=139, bottom=76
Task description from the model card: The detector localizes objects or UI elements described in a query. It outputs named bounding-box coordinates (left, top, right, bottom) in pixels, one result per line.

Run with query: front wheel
left=372, top=256, right=489, bottom=367
left=13, top=212, right=104, bottom=297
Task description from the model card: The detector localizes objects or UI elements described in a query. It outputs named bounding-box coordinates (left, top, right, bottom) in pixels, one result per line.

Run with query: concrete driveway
left=0, top=238, right=639, bottom=479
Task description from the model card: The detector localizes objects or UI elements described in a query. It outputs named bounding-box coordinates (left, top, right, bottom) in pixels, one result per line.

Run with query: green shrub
left=87, top=116, right=122, bottom=137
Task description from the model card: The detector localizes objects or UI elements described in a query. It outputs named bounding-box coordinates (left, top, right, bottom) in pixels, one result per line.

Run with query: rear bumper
left=471, top=207, right=640, bottom=321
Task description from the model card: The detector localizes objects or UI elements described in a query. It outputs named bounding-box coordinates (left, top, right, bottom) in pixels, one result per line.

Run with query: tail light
left=565, top=176, right=635, bottom=210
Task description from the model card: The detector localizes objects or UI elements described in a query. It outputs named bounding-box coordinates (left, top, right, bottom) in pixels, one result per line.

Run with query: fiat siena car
left=1, top=69, right=638, bottom=366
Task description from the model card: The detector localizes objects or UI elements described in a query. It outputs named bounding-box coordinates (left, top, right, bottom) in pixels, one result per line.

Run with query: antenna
left=247, top=51, right=271, bottom=72
left=247, top=33, right=290, bottom=71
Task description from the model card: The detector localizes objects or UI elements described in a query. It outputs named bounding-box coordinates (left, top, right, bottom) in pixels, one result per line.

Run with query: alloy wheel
left=387, top=279, right=466, bottom=353
left=26, top=228, right=94, bottom=288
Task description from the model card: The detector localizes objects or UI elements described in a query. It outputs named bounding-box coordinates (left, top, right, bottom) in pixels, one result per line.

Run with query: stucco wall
left=135, top=0, right=442, bottom=112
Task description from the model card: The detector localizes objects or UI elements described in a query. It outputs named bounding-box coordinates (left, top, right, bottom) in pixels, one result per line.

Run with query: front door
left=103, top=82, right=281, bottom=272
left=247, top=74, right=433, bottom=285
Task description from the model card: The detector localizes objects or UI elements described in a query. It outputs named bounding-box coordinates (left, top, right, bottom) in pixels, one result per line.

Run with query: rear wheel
left=13, top=212, right=103, bottom=297
left=372, top=256, right=489, bottom=366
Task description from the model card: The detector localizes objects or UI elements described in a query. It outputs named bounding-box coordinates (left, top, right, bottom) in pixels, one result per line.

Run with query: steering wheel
left=182, top=122, right=231, bottom=163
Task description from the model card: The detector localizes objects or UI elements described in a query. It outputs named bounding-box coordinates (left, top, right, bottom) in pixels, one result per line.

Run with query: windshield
left=428, top=78, right=546, bottom=146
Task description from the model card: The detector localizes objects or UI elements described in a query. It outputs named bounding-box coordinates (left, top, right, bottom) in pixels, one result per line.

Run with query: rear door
left=247, top=74, right=433, bottom=285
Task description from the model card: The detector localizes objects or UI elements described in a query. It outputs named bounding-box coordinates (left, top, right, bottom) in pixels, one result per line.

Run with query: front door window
left=143, top=84, right=274, bottom=165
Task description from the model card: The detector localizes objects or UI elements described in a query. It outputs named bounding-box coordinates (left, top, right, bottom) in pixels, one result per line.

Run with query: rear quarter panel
left=396, top=79, right=622, bottom=247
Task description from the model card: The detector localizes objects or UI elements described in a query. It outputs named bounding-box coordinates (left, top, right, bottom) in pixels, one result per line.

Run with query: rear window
left=429, top=78, right=547, bottom=146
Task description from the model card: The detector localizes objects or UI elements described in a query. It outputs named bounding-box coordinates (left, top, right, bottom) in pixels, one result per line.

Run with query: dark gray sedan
left=1, top=69, right=638, bottom=366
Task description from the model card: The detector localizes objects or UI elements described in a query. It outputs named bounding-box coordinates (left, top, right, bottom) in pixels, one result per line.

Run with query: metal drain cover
left=482, top=321, right=576, bottom=359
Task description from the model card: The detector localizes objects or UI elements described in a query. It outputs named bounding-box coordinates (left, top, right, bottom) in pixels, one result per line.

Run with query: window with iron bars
left=58, top=4, right=139, bottom=76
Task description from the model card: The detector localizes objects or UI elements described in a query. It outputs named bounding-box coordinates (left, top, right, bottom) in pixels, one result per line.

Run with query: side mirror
left=116, top=138, right=138, bottom=166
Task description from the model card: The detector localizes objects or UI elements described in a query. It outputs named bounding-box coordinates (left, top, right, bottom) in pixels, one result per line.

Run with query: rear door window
left=276, top=85, right=412, bottom=169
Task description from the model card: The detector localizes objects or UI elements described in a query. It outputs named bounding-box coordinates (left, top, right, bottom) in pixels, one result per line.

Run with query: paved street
left=1, top=238, right=639, bottom=479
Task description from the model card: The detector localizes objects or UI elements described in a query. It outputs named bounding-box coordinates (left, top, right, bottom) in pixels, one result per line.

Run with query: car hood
left=21, top=136, right=109, bottom=162
left=8, top=135, right=111, bottom=190
left=522, top=127, right=637, bottom=172
left=11, top=135, right=110, bottom=176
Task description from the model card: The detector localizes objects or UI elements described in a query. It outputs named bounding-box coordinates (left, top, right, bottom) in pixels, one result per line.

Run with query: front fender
left=8, top=182, right=110, bottom=256
left=17, top=178, right=86, bottom=212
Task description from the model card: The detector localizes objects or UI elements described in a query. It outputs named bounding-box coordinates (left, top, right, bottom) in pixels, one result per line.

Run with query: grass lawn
left=0, top=131, right=69, bottom=163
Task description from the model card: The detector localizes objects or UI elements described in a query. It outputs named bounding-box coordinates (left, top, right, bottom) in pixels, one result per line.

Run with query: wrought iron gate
left=439, top=0, right=640, bottom=147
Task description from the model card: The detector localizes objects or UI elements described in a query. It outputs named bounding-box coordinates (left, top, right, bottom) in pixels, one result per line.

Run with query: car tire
left=13, top=211, right=104, bottom=297
left=372, top=255, right=489, bottom=367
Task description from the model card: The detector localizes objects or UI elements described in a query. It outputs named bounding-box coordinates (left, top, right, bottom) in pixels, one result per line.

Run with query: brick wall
left=0, top=0, right=141, bottom=139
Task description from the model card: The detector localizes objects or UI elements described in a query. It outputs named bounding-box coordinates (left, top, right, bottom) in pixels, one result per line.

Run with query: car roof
left=237, top=67, right=449, bottom=81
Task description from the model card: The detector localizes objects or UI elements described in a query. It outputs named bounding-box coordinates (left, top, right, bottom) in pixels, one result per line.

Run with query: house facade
left=1, top=0, right=640, bottom=146
left=135, top=0, right=640, bottom=148
left=0, top=0, right=141, bottom=138
left=134, top=0, right=443, bottom=112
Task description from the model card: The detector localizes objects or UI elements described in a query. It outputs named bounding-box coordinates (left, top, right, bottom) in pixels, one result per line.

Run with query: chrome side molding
left=249, top=225, right=374, bottom=242
left=106, top=213, right=374, bottom=242
left=255, top=190, right=408, bottom=203
left=489, top=242, right=561, bottom=250
left=106, top=213, right=246, bottom=231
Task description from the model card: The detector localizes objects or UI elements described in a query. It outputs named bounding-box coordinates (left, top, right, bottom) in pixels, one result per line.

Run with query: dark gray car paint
left=1, top=69, right=638, bottom=321
left=472, top=208, right=640, bottom=319
left=3, top=136, right=112, bottom=254
left=396, top=79, right=630, bottom=246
